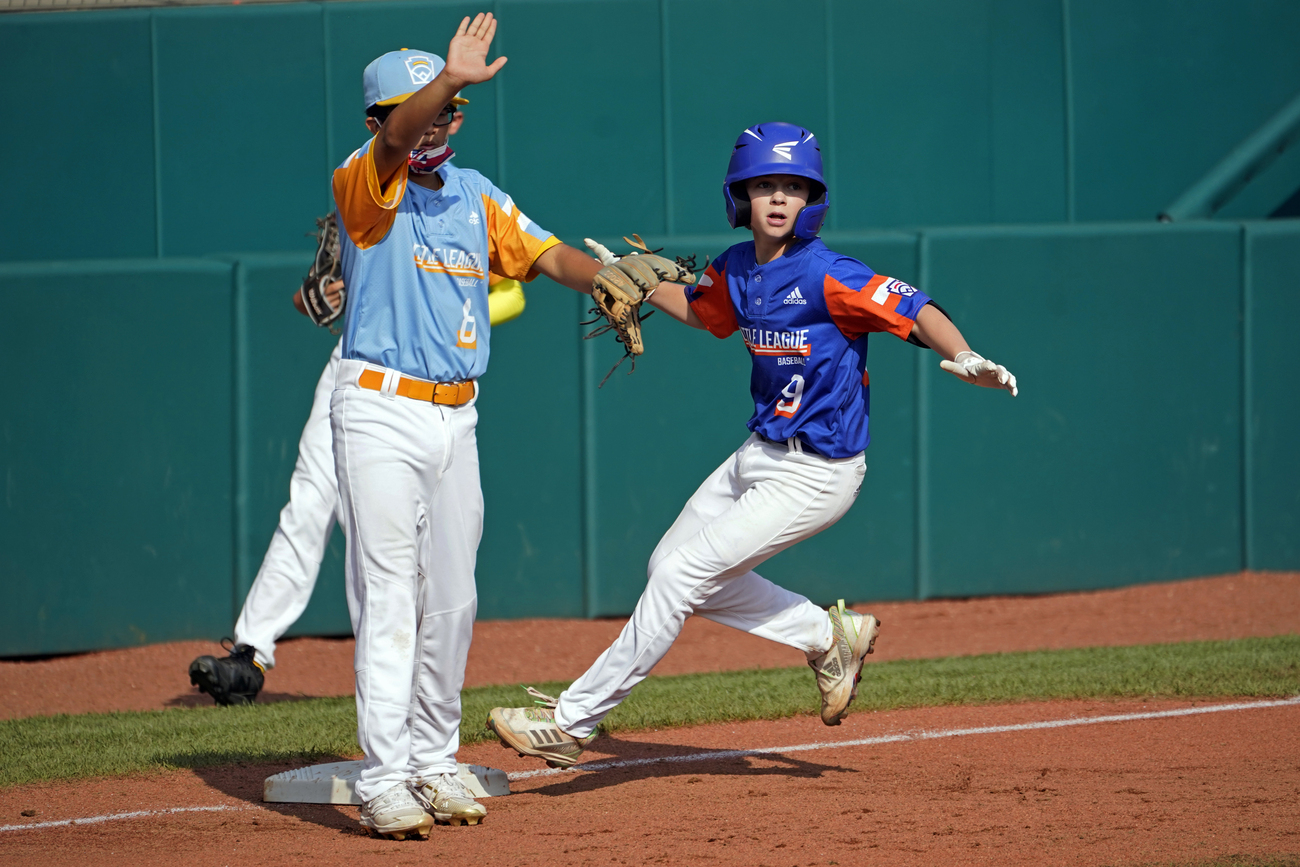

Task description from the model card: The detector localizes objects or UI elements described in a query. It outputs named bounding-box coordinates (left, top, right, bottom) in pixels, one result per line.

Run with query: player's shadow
left=518, top=732, right=852, bottom=797
left=184, top=755, right=370, bottom=838
left=165, top=690, right=347, bottom=709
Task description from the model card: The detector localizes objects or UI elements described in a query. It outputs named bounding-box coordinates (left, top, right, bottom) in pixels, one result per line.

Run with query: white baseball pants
left=555, top=434, right=867, bottom=738
left=233, top=341, right=342, bottom=670
left=331, top=358, right=482, bottom=802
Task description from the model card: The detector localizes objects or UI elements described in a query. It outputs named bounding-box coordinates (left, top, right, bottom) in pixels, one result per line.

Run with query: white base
left=263, top=761, right=509, bottom=805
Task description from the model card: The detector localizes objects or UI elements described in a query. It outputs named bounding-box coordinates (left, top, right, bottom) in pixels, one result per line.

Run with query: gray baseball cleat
left=359, top=782, right=435, bottom=840
left=409, top=773, right=487, bottom=826
left=808, top=599, right=881, bottom=726
left=188, top=639, right=265, bottom=706
left=486, top=688, right=596, bottom=768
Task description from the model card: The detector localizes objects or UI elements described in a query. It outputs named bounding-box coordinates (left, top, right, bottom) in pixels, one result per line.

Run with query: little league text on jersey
left=413, top=244, right=486, bottom=279
left=741, top=326, right=812, bottom=356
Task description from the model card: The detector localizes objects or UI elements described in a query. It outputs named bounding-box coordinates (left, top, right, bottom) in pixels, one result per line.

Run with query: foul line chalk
left=0, top=804, right=250, bottom=833
left=506, top=695, right=1300, bottom=781
left=4, top=696, right=1297, bottom=833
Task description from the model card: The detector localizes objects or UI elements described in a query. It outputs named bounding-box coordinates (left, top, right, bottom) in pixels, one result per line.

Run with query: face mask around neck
left=408, top=143, right=454, bottom=175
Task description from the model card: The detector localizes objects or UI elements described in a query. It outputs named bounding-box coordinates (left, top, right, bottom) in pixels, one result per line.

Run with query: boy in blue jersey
left=329, top=14, right=605, bottom=839
left=488, top=121, right=1017, bottom=770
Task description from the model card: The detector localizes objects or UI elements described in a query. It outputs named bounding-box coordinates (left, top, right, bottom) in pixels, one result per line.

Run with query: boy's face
left=364, top=103, right=462, bottom=148
left=745, top=174, right=811, bottom=242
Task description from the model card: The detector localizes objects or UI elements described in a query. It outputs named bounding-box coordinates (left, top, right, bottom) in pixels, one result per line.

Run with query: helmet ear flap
left=725, top=182, right=751, bottom=230
left=793, top=182, right=829, bottom=239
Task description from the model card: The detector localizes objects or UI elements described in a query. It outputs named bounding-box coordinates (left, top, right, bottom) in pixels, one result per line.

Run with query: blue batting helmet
left=723, top=122, right=828, bottom=239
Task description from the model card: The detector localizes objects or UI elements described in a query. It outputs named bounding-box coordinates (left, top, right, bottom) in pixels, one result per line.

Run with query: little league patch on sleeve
left=870, top=278, right=916, bottom=305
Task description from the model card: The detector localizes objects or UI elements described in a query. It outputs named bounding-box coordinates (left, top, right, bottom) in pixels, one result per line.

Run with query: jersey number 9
left=775, top=374, right=805, bottom=418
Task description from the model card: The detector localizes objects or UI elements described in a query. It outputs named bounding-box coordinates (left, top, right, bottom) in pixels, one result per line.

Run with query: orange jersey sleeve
left=481, top=191, right=561, bottom=282
left=332, top=138, right=408, bottom=250
left=823, top=273, right=921, bottom=341
left=685, top=259, right=739, bottom=339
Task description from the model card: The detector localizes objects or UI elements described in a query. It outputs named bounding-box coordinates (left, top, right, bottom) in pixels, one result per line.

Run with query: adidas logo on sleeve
left=783, top=287, right=807, bottom=305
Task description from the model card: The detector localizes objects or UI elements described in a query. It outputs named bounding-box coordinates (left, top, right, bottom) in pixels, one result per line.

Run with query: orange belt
left=357, top=369, right=475, bottom=406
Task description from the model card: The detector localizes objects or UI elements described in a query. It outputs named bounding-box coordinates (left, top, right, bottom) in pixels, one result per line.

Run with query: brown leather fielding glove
left=585, top=235, right=696, bottom=386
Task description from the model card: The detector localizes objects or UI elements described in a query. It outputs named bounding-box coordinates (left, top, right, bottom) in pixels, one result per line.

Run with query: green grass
left=2, top=635, right=1296, bottom=788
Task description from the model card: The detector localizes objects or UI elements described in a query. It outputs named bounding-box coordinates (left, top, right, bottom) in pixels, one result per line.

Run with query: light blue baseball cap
left=362, top=48, right=470, bottom=111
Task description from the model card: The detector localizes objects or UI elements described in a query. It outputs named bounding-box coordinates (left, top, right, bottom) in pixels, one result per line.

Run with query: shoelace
left=433, top=773, right=472, bottom=799
left=525, top=686, right=560, bottom=708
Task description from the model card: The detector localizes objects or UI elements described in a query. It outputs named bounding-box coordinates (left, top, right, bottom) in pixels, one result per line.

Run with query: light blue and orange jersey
left=332, top=138, right=560, bottom=382
left=686, top=238, right=932, bottom=458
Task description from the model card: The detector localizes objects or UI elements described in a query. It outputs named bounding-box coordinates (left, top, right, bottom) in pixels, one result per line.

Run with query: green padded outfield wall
left=1245, top=222, right=1300, bottom=569
left=4, top=0, right=1300, bottom=264
left=5, top=221, right=1299, bottom=655
left=0, top=260, right=237, bottom=652
left=919, top=223, right=1245, bottom=596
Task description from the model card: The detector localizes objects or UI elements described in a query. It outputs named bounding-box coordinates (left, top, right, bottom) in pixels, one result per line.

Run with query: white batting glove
left=583, top=238, right=620, bottom=266
left=939, top=350, right=1018, bottom=397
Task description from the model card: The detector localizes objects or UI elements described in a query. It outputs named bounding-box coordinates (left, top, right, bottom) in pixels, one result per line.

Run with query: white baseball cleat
left=409, top=773, right=487, bottom=826
left=487, top=689, right=597, bottom=769
left=358, top=782, right=435, bottom=840
left=808, top=599, right=881, bottom=726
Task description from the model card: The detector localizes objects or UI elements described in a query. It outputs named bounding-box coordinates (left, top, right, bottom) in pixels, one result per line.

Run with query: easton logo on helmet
left=771, top=140, right=804, bottom=160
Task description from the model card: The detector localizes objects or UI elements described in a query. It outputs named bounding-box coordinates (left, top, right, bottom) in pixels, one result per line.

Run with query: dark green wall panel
left=473, top=281, right=585, bottom=619
left=0, top=260, right=235, bottom=656
left=0, top=12, right=157, bottom=261
left=497, top=0, right=665, bottom=239
left=665, top=0, right=830, bottom=236
left=6, top=0, right=1300, bottom=264
left=920, top=223, right=1244, bottom=596
left=1069, top=0, right=1300, bottom=221
left=1245, top=221, right=1300, bottom=569
left=153, top=6, right=330, bottom=256
left=832, top=0, right=1067, bottom=229
left=232, top=255, right=349, bottom=638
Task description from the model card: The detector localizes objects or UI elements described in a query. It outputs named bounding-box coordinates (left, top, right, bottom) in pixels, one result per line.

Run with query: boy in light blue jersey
left=488, top=121, right=1018, bottom=772
left=328, top=14, right=604, bottom=839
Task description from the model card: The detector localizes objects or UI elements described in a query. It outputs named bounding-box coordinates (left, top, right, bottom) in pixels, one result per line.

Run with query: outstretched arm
left=372, top=13, right=508, bottom=181
left=531, top=243, right=602, bottom=294
left=911, top=303, right=1017, bottom=396
left=582, top=238, right=706, bottom=330
left=644, top=283, right=706, bottom=330
left=910, top=303, right=969, bottom=360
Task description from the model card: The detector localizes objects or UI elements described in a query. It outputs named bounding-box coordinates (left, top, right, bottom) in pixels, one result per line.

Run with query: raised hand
left=444, top=13, right=508, bottom=86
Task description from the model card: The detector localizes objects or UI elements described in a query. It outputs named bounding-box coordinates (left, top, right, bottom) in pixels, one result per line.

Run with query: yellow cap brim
left=375, top=92, right=470, bottom=107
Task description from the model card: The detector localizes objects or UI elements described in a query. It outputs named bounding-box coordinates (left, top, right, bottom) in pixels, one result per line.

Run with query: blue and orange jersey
left=332, top=138, right=560, bottom=382
left=685, top=238, right=932, bottom=458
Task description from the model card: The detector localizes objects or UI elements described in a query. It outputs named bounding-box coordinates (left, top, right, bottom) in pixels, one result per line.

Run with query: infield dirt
left=2, top=571, right=1298, bottom=866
